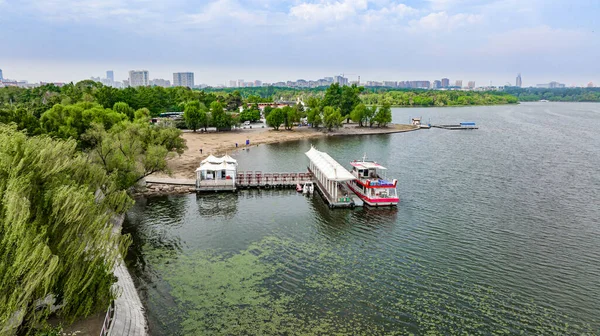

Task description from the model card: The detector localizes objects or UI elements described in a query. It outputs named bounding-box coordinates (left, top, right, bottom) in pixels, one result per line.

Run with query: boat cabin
left=411, top=117, right=422, bottom=127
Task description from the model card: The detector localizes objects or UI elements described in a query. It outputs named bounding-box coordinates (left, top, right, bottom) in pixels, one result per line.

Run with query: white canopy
left=201, top=154, right=220, bottom=164
left=196, top=161, right=237, bottom=172
left=305, top=147, right=355, bottom=182
left=221, top=154, right=237, bottom=165
left=200, top=154, right=237, bottom=166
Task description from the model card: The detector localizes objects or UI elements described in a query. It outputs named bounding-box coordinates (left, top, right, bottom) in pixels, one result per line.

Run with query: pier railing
left=236, top=171, right=312, bottom=187
left=99, top=301, right=115, bottom=336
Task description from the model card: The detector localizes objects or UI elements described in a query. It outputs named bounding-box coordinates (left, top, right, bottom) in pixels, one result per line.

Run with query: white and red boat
left=346, top=158, right=399, bottom=206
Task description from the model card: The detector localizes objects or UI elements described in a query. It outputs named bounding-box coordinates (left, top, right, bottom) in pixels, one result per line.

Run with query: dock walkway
left=145, top=177, right=196, bottom=186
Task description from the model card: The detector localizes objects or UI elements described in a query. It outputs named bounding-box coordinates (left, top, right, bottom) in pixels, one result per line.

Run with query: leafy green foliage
left=84, top=121, right=186, bottom=190
left=210, top=101, right=233, bottom=131
left=306, top=107, right=322, bottom=128
left=239, top=103, right=261, bottom=122
left=323, top=106, right=343, bottom=131
left=282, top=106, right=298, bottom=130
left=350, top=103, right=368, bottom=127
left=266, top=108, right=285, bottom=130
left=504, top=87, right=600, bottom=102
left=373, top=102, right=392, bottom=127
left=112, top=102, right=135, bottom=121
left=0, top=125, right=132, bottom=334
left=183, top=101, right=205, bottom=132
left=40, top=102, right=126, bottom=146
left=361, top=89, right=518, bottom=106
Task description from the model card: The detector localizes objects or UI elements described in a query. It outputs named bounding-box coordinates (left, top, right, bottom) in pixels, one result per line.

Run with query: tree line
left=503, top=87, right=600, bottom=102
left=263, top=84, right=393, bottom=131
left=0, top=83, right=191, bottom=335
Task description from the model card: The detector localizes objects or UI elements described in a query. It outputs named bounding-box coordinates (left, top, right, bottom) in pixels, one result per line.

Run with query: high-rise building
left=588, top=82, right=595, bottom=88
left=516, top=73, right=522, bottom=87
left=228, top=80, right=237, bottom=88
left=441, top=78, right=449, bottom=88
left=237, top=79, right=245, bottom=87
left=536, top=81, right=565, bottom=88
left=334, top=75, right=349, bottom=86
left=254, top=80, right=262, bottom=87
left=468, top=81, right=476, bottom=89
left=173, top=72, right=194, bottom=88
left=433, top=80, right=442, bottom=89
left=151, top=79, right=171, bottom=88
left=455, top=80, right=463, bottom=88
left=0, top=69, right=3, bottom=80
left=106, top=70, right=114, bottom=82
left=128, top=70, right=149, bottom=87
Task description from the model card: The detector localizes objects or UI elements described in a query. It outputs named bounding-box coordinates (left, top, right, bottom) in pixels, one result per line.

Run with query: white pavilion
left=195, top=154, right=238, bottom=190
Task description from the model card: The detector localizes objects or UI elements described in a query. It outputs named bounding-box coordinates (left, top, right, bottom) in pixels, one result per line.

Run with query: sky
left=0, top=0, right=599, bottom=86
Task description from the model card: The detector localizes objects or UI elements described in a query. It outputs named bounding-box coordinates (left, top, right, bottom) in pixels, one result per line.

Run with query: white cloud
left=409, top=11, right=482, bottom=31
left=184, top=0, right=269, bottom=25
left=289, top=0, right=368, bottom=22
left=478, top=25, right=592, bottom=56
left=21, top=0, right=167, bottom=22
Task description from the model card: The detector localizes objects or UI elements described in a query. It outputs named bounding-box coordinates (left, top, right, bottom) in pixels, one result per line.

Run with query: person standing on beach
left=200, top=148, right=203, bottom=154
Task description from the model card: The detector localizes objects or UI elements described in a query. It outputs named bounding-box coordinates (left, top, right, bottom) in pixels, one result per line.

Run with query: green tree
left=323, top=106, right=344, bottom=131
left=350, top=103, right=368, bottom=127
left=225, top=91, right=243, bottom=112
left=40, top=102, right=126, bottom=146
left=322, top=83, right=342, bottom=110
left=282, top=106, right=298, bottom=130
left=373, top=102, right=392, bottom=127
left=0, top=125, right=133, bottom=334
left=295, top=102, right=306, bottom=118
left=366, top=105, right=378, bottom=127
left=239, top=103, right=261, bottom=122
left=83, top=121, right=186, bottom=190
left=340, top=84, right=363, bottom=122
left=210, top=101, right=232, bottom=131
left=134, top=108, right=151, bottom=121
left=183, top=101, right=203, bottom=132
left=307, top=107, right=322, bottom=128
left=263, top=105, right=274, bottom=119
left=112, top=102, right=135, bottom=120
left=266, top=108, right=285, bottom=130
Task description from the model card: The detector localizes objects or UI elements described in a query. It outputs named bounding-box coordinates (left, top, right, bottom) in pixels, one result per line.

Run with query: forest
left=503, top=87, right=600, bottom=102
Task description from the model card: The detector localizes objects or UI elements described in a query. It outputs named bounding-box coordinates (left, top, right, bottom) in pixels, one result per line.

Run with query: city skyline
left=0, top=1, right=598, bottom=86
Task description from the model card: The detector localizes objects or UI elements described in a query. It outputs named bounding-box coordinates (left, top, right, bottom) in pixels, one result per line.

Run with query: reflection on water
left=195, top=193, right=239, bottom=219
left=124, top=103, right=600, bottom=335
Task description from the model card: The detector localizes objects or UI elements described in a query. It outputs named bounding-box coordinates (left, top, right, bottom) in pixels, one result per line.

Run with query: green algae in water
left=147, top=237, right=597, bottom=335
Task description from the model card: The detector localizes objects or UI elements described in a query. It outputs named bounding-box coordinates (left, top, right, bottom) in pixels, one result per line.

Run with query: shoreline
left=153, top=123, right=418, bottom=180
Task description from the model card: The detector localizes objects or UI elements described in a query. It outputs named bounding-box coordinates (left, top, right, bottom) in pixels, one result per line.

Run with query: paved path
left=108, top=214, right=147, bottom=336
left=145, top=177, right=196, bottom=186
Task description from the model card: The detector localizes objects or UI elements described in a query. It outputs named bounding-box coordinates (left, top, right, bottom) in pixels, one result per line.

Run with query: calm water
left=123, top=103, right=600, bottom=335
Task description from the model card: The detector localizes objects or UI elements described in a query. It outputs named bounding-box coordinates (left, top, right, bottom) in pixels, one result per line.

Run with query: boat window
left=363, top=170, right=369, bottom=177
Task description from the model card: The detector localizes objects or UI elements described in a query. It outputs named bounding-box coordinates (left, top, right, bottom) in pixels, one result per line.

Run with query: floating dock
left=306, top=147, right=363, bottom=208
left=432, top=122, right=478, bottom=130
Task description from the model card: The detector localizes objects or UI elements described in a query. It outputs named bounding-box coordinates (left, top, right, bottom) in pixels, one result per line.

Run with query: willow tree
left=83, top=120, right=186, bottom=190
left=0, top=125, right=133, bottom=335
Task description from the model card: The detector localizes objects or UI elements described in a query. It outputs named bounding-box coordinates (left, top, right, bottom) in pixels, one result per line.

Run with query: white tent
left=196, top=156, right=237, bottom=182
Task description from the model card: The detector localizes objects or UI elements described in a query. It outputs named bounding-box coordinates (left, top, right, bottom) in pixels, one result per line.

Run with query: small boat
left=296, top=183, right=303, bottom=192
left=346, top=156, right=399, bottom=206
left=303, top=182, right=314, bottom=195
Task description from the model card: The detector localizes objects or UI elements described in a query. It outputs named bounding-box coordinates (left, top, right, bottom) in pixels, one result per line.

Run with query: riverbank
left=155, top=123, right=417, bottom=180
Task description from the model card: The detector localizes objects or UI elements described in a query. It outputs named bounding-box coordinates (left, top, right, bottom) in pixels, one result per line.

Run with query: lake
left=123, top=102, right=600, bottom=335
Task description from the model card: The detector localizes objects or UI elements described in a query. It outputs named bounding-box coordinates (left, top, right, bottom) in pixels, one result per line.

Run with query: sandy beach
left=159, top=123, right=417, bottom=179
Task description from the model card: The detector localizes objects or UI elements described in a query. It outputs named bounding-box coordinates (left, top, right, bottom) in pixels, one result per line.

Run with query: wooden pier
left=431, top=122, right=478, bottom=130
left=195, top=171, right=313, bottom=192
left=235, top=171, right=313, bottom=188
